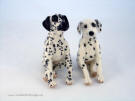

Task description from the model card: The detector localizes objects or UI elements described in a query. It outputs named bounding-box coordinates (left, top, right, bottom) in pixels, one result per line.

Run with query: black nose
left=52, top=15, right=58, bottom=22
left=89, top=31, right=94, bottom=36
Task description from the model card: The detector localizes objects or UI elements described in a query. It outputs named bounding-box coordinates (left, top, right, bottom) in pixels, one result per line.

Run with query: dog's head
left=77, top=19, right=102, bottom=37
left=42, top=14, right=69, bottom=32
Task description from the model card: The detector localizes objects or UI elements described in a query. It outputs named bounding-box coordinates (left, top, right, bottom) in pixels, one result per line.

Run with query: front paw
left=84, top=77, right=92, bottom=85
left=48, top=81, right=56, bottom=88
left=97, top=76, right=104, bottom=83
left=66, top=78, right=72, bottom=85
left=43, top=77, right=48, bottom=82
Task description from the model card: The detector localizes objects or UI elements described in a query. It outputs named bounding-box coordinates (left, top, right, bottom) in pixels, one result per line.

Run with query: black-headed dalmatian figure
left=77, top=19, right=104, bottom=85
left=42, top=14, right=73, bottom=88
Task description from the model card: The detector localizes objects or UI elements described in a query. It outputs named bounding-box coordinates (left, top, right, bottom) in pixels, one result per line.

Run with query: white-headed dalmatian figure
left=42, top=14, right=73, bottom=88
left=77, top=19, right=104, bottom=85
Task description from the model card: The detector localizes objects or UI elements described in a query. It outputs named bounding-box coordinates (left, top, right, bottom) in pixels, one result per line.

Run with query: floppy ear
left=77, top=22, right=83, bottom=34
left=42, top=16, right=51, bottom=31
left=95, top=19, right=102, bottom=33
left=58, top=15, right=69, bottom=31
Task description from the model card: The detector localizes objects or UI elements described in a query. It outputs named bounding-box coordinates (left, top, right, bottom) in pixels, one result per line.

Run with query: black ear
left=58, top=15, right=69, bottom=31
left=42, top=16, right=51, bottom=31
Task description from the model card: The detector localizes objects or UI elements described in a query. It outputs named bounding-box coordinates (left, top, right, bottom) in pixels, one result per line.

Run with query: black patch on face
left=42, top=16, right=51, bottom=31
left=84, top=24, right=87, bottom=28
left=89, top=31, right=94, bottom=36
left=52, top=15, right=58, bottom=22
left=57, top=15, right=69, bottom=31
left=91, top=22, right=96, bottom=27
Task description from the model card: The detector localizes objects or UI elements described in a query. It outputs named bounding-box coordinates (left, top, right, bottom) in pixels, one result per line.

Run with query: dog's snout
left=89, top=31, right=94, bottom=36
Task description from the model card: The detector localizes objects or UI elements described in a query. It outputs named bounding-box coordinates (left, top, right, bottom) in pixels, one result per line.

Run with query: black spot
left=85, top=52, right=87, bottom=54
left=64, top=48, right=67, bottom=51
left=96, top=63, right=99, bottom=66
left=45, top=48, right=48, bottom=52
left=68, top=71, right=71, bottom=74
left=82, top=64, right=85, bottom=67
left=93, top=47, right=95, bottom=50
left=65, top=56, right=68, bottom=60
left=84, top=24, right=87, bottom=28
left=84, top=43, right=86, bottom=47
left=48, top=79, right=52, bottom=83
left=91, top=22, right=96, bottom=27
left=89, top=38, right=92, bottom=41
left=69, top=64, right=72, bottom=67
left=68, top=78, right=72, bottom=81
left=45, top=74, right=48, bottom=77
left=90, top=56, right=93, bottom=58
left=57, top=44, right=59, bottom=47
left=90, top=44, right=92, bottom=46
left=50, top=72, right=52, bottom=76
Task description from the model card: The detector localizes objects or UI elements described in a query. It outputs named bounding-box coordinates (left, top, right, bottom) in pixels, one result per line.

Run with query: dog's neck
left=82, top=34, right=97, bottom=42
left=48, top=30, right=64, bottom=39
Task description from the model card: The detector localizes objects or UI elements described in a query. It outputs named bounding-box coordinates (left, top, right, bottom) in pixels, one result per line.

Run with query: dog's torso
left=43, top=31, right=69, bottom=63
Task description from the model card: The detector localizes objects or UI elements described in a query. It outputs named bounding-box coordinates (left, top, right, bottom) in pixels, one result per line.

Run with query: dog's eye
left=84, top=24, right=87, bottom=28
left=91, top=23, right=96, bottom=27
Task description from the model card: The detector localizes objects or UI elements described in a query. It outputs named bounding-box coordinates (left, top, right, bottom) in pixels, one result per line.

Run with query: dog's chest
left=82, top=40, right=97, bottom=61
left=51, top=38, right=67, bottom=61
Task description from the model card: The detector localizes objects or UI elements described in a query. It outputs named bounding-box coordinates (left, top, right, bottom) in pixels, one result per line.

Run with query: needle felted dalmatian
left=42, top=14, right=73, bottom=88
left=77, top=19, right=104, bottom=85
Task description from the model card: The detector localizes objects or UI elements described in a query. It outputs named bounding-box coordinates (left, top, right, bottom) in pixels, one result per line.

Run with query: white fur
left=77, top=19, right=104, bottom=85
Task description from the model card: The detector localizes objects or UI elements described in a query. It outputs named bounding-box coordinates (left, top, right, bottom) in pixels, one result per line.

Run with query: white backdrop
left=0, top=0, right=135, bottom=101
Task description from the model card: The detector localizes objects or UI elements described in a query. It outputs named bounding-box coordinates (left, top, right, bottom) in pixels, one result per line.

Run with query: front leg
left=95, top=42, right=104, bottom=83
left=42, top=56, right=56, bottom=88
left=65, top=54, right=73, bottom=85
left=78, top=57, right=92, bottom=85
left=96, top=58, right=104, bottom=83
